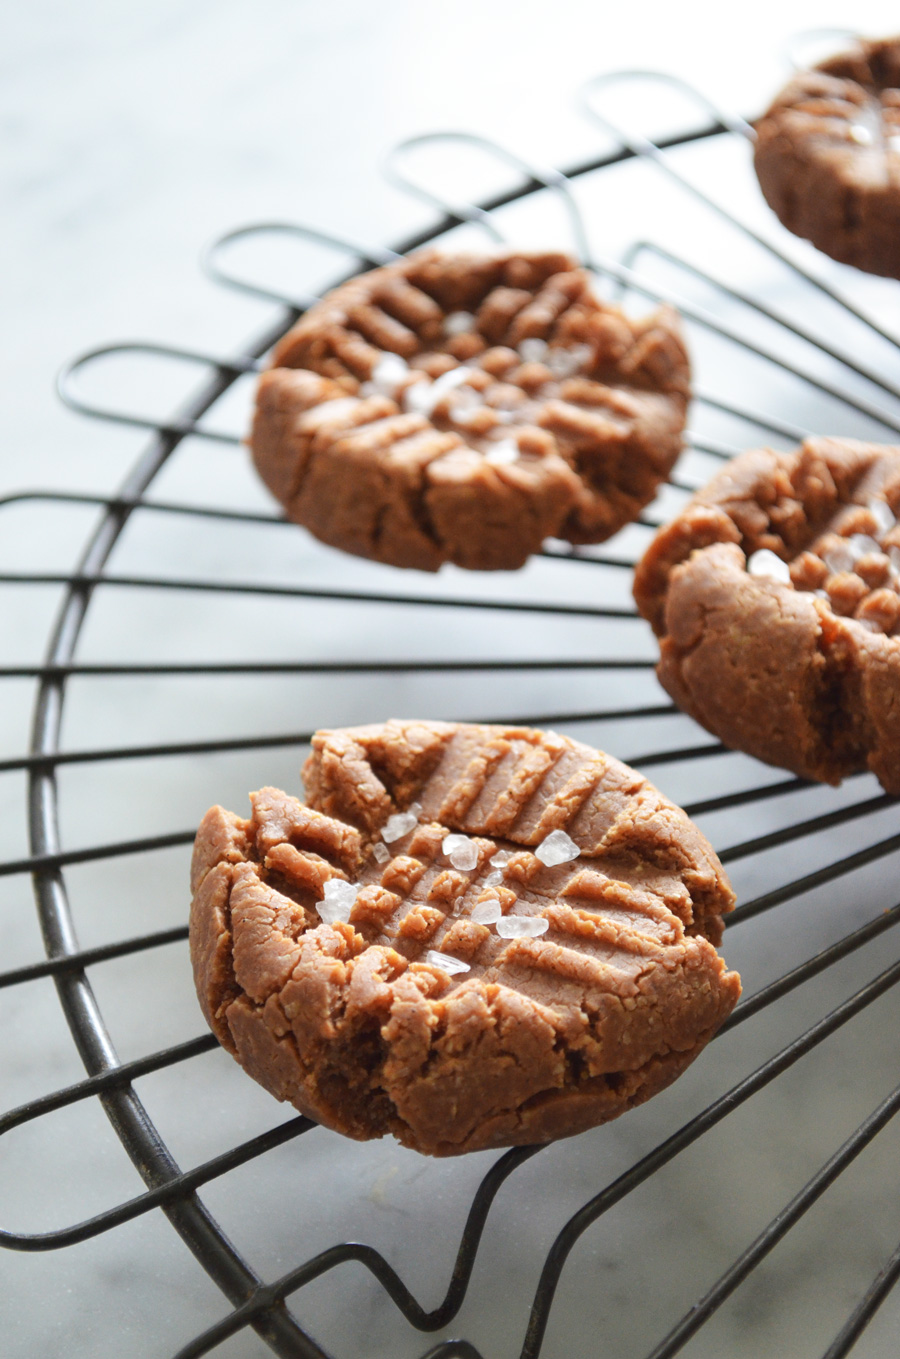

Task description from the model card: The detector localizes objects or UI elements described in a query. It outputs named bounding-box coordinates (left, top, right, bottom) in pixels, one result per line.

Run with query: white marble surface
left=4, top=2, right=900, bottom=1357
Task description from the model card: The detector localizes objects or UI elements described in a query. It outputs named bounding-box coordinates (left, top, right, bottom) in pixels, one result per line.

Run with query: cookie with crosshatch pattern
left=754, top=35, right=900, bottom=279
left=634, top=437, right=900, bottom=793
left=189, top=720, right=739, bottom=1156
left=249, top=250, right=690, bottom=570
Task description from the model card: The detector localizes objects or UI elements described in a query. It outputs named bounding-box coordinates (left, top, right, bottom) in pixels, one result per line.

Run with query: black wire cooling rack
left=5, top=69, right=900, bottom=1359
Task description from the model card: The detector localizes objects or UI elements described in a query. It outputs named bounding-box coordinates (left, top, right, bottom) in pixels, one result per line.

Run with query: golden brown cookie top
left=251, top=250, right=689, bottom=559
left=190, top=721, right=739, bottom=1155
left=634, top=437, right=900, bottom=638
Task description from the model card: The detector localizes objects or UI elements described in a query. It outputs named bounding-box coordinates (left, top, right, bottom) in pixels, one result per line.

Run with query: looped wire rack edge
left=4, top=73, right=900, bottom=1359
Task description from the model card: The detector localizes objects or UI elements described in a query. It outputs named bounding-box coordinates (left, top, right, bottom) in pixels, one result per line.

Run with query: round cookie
left=634, top=437, right=900, bottom=792
left=249, top=250, right=690, bottom=571
left=190, top=721, right=739, bottom=1156
left=754, top=35, right=900, bottom=278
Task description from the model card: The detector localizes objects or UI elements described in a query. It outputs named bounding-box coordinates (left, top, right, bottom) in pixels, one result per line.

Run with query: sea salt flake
left=370, top=352, right=409, bottom=395
left=824, top=543, right=855, bottom=574
left=452, top=391, right=484, bottom=426
left=314, top=397, right=358, bottom=420
left=403, top=380, right=436, bottom=417
left=849, top=533, right=881, bottom=559
left=489, top=850, right=512, bottom=868
left=519, top=337, right=548, bottom=364
left=424, top=949, right=470, bottom=975
left=850, top=123, right=873, bottom=145
left=471, top=899, right=502, bottom=925
left=482, top=869, right=503, bottom=888
left=443, top=833, right=479, bottom=871
left=535, top=829, right=580, bottom=867
left=318, top=878, right=358, bottom=925
left=546, top=347, right=588, bottom=378
left=382, top=811, right=418, bottom=842
left=869, top=498, right=896, bottom=536
left=372, top=841, right=391, bottom=864
left=430, top=365, right=473, bottom=400
left=444, top=310, right=475, bottom=336
left=747, top=548, right=791, bottom=583
left=496, top=915, right=549, bottom=939
left=485, top=439, right=519, bottom=466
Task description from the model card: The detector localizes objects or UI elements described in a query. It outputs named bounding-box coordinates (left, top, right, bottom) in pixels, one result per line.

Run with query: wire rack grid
left=4, top=70, right=900, bottom=1359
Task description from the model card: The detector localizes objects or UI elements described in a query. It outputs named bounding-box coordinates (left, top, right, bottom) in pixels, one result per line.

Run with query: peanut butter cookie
left=634, top=438, right=900, bottom=791
left=190, top=721, right=739, bottom=1156
left=250, top=251, right=690, bottom=570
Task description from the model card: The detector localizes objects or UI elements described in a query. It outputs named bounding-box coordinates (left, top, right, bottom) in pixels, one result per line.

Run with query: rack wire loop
left=202, top=220, right=401, bottom=306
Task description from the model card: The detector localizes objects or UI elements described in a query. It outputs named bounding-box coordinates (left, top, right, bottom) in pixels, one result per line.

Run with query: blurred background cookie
left=754, top=35, right=900, bottom=277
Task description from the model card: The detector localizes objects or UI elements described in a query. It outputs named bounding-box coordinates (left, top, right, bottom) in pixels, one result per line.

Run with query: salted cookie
left=249, top=251, right=690, bottom=571
left=634, top=438, right=900, bottom=792
left=190, top=721, right=739, bottom=1156
left=754, top=36, right=900, bottom=277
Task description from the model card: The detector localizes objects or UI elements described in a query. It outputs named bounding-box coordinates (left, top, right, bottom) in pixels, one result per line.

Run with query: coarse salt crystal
left=318, top=878, right=358, bottom=925
left=312, top=397, right=358, bottom=420
left=372, top=842, right=391, bottom=864
left=382, top=810, right=418, bottom=843
left=450, top=845, right=479, bottom=872
left=444, top=311, right=475, bottom=336
left=824, top=543, right=855, bottom=574
left=496, top=915, right=549, bottom=939
left=849, top=533, right=882, bottom=559
left=442, top=833, right=479, bottom=872
left=471, top=898, right=502, bottom=925
left=535, top=829, right=581, bottom=867
left=370, top=352, right=409, bottom=395
left=455, top=410, right=484, bottom=429
left=430, top=365, right=473, bottom=400
left=408, top=801, right=423, bottom=818
left=889, top=546, right=900, bottom=575
left=869, top=498, right=896, bottom=536
left=850, top=123, right=873, bottom=145
left=482, top=869, right=503, bottom=888
left=747, top=548, right=791, bottom=583
left=489, top=850, right=512, bottom=868
left=546, top=345, right=591, bottom=378
left=518, top=337, right=548, bottom=364
left=403, top=380, right=437, bottom=417
left=485, top=439, right=519, bottom=466
left=423, top=949, right=470, bottom=975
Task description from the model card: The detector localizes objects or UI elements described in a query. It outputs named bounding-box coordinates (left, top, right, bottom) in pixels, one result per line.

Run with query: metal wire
left=5, top=80, right=900, bottom=1359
